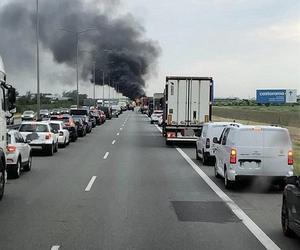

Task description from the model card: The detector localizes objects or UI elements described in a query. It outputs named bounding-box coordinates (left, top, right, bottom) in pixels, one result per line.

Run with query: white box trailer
left=163, top=76, right=213, bottom=144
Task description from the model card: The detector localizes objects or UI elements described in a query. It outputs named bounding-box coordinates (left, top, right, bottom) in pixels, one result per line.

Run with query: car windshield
left=40, top=110, right=48, bottom=114
left=19, top=124, right=49, bottom=133
left=23, top=111, right=33, bottom=115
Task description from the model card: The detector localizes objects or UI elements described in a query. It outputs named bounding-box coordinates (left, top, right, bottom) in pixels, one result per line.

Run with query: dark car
left=72, top=116, right=87, bottom=137
left=69, top=109, right=93, bottom=133
left=282, top=175, right=300, bottom=237
left=51, top=114, right=78, bottom=142
left=89, top=110, right=102, bottom=126
left=99, top=106, right=112, bottom=120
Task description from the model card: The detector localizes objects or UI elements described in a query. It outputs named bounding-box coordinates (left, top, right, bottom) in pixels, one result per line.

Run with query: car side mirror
left=213, top=137, right=219, bottom=144
left=52, top=129, right=58, bottom=134
left=285, top=176, right=297, bottom=185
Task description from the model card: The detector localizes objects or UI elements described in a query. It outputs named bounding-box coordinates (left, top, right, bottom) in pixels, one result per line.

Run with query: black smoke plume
left=0, top=0, right=160, bottom=98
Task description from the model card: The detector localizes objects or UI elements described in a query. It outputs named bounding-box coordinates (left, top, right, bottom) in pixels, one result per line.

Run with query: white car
left=19, top=121, right=59, bottom=156
left=49, top=121, right=70, bottom=147
left=6, top=130, right=32, bottom=178
left=214, top=124, right=294, bottom=189
left=21, top=110, right=36, bottom=121
left=196, top=122, right=239, bottom=165
left=150, top=110, right=163, bottom=124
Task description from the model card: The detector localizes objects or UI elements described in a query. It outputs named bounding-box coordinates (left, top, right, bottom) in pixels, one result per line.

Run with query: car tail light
left=206, top=138, right=210, bottom=148
left=167, top=132, right=176, bottom=138
left=230, top=148, right=237, bottom=164
left=59, top=131, right=64, bottom=136
left=288, top=150, right=293, bottom=165
left=6, top=145, right=16, bottom=153
left=45, top=133, right=51, bottom=140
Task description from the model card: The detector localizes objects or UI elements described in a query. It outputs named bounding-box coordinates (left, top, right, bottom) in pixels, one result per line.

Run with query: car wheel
left=23, top=153, right=32, bottom=171
left=150, top=121, right=154, bottom=124
left=196, top=147, right=200, bottom=160
left=62, top=138, right=66, bottom=148
left=47, top=144, right=54, bottom=156
left=9, top=158, right=21, bottom=179
left=0, top=162, right=5, bottom=201
left=54, top=141, right=58, bottom=152
left=202, top=150, right=208, bottom=165
left=282, top=198, right=294, bottom=237
left=224, top=168, right=234, bottom=189
left=214, top=162, right=221, bottom=178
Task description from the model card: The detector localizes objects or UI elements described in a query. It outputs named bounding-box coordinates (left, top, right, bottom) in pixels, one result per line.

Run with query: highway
left=0, top=112, right=299, bottom=250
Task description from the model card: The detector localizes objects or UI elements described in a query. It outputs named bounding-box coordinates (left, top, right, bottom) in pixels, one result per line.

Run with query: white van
left=196, top=122, right=240, bottom=165
left=214, top=124, right=294, bottom=189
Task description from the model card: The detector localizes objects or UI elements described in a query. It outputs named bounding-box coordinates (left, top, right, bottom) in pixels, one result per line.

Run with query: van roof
left=231, top=124, right=287, bottom=131
left=204, top=122, right=240, bottom=126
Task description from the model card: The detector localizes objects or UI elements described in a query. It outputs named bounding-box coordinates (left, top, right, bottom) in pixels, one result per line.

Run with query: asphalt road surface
left=0, top=112, right=299, bottom=250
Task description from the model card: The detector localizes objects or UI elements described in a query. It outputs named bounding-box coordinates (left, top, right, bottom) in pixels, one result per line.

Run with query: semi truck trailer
left=0, top=55, right=17, bottom=200
left=163, top=76, right=213, bottom=145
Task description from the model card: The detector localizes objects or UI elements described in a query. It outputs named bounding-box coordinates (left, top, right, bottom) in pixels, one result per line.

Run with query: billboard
left=256, top=89, right=297, bottom=104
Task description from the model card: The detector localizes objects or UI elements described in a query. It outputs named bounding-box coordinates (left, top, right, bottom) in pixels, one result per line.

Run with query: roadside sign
left=256, top=89, right=297, bottom=104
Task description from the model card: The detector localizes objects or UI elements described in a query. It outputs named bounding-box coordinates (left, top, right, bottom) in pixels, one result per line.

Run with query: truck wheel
left=0, top=161, right=5, bottom=200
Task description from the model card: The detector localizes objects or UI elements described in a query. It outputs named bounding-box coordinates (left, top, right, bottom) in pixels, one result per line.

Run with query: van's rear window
left=70, top=110, right=88, bottom=116
left=236, top=130, right=263, bottom=146
left=263, top=130, right=290, bottom=147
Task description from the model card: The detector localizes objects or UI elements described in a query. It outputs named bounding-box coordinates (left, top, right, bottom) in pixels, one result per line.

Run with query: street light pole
left=76, top=33, right=79, bottom=108
left=102, top=70, right=105, bottom=104
left=36, top=0, right=40, bottom=119
left=93, top=61, right=96, bottom=106
left=59, top=28, right=96, bottom=108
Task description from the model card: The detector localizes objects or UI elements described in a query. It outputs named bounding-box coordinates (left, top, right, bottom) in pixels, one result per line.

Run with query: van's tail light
left=59, top=131, right=64, bottom=136
left=6, top=145, right=16, bottom=153
left=230, top=148, right=237, bottom=164
left=206, top=138, right=210, bottom=148
left=45, top=133, right=51, bottom=140
left=288, top=150, right=293, bottom=165
left=167, top=132, right=176, bottom=138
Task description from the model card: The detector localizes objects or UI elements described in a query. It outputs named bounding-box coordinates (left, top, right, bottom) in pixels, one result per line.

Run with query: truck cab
left=0, top=55, right=17, bottom=200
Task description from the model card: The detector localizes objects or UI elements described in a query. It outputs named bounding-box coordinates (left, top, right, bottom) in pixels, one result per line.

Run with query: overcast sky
left=124, top=0, right=300, bottom=98
left=1, top=0, right=299, bottom=98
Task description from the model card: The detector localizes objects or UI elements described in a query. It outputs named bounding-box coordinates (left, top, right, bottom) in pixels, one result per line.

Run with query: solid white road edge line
left=85, top=176, right=97, bottom=192
left=51, top=246, right=60, bottom=250
left=112, top=140, right=116, bottom=145
left=103, top=152, right=109, bottom=159
left=175, top=147, right=280, bottom=250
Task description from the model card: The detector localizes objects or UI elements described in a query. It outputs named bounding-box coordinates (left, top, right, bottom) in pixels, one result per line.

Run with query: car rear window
left=70, top=109, right=88, bottom=116
left=19, top=124, right=49, bottom=133
left=50, top=123, right=60, bottom=131
left=210, top=125, right=227, bottom=137
left=235, top=129, right=263, bottom=147
left=263, top=130, right=291, bottom=147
